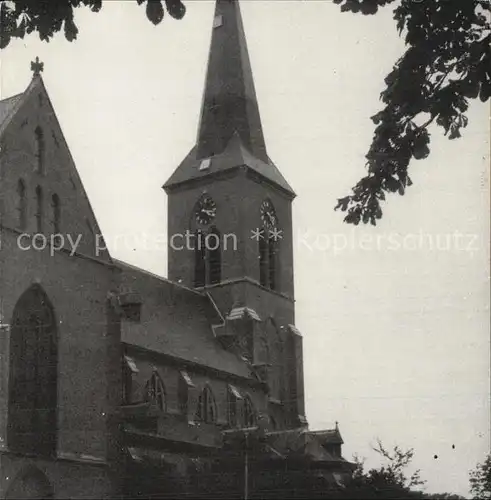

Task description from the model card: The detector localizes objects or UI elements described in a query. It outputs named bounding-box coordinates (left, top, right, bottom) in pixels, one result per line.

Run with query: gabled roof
left=0, top=93, right=23, bottom=131
left=0, top=71, right=113, bottom=263
left=163, top=132, right=295, bottom=196
left=115, top=259, right=254, bottom=379
left=227, top=305, right=261, bottom=322
left=309, top=428, right=344, bottom=445
left=265, top=428, right=349, bottom=465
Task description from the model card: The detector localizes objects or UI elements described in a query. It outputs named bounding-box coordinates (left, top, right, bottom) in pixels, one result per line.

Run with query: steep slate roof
left=0, top=93, right=23, bottom=129
left=115, top=259, right=254, bottom=379
left=309, top=428, right=344, bottom=445
left=164, top=132, right=295, bottom=195
left=163, top=0, right=295, bottom=197
left=0, top=72, right=113, bottom=263
left=196, top=0, right=267, bottom=162
left=265, top=428, right=350, bottom=465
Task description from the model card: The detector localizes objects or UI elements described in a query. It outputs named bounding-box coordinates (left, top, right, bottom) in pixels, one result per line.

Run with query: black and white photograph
left=0, top=0, right=489, bottom=498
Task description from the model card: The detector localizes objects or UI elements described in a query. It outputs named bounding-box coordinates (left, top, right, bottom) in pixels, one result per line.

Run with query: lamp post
left=244, top=431, right=249, bottom=500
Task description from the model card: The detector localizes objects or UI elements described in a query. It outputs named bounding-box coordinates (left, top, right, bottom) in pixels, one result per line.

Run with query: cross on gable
left=31, top=56, right=44, bottom=76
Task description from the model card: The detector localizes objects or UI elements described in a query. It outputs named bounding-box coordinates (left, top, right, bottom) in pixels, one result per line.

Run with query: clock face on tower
left=260, top=199, right=277, bottom=228
left=195, top=195, right=217, bottom=225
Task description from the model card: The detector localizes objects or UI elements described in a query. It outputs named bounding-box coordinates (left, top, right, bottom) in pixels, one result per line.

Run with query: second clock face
left=195, top=195, right=217, bottom=225
left=260, top=200, right=277, bottom=228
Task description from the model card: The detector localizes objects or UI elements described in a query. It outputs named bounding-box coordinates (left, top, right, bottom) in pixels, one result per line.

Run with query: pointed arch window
left=194, top=229, right=206, bottom=287
left=195, top=385, right=216, bottom=424
left=258, top=200, right=280, bottom=291
left=35, top=185, right=43, bottom=233
left=51, top=194, right=60, bottom=234
left=268, top=235, right=277, bottom=291
left=17, top=179, right=27, bottom=230
left=144, top=370, right=166, bottom=412
left=259, top=235, right=268, bottom=287
left=34, top=126, right=45, bottom=174
left=192, top=195, right=221, bottom=288
left=8, top=285, right=58, bottom=456
left=208, top=226, right=221, bottom=285
left=243, top=395, right=256, bottom=428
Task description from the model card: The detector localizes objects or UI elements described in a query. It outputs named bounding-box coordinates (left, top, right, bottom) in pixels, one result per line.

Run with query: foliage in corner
left=0, top=0, right=489, bottom=225
left=0, top=0, right=185, bottom=49
left=342, top=440, right=467, bottom=499
left=333, top=0, right=490, bottom=225
left=469, top=453, right=491, bottom=500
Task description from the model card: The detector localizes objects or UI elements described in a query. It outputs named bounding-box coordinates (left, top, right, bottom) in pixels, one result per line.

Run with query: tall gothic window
left=8, top=285, right=58, bottom=456
left=17, top=179, right=27, bottom=230
left=194, top=230, right=206, bottom=287
left=34, top=127, right=45, bottom=174
left=51, top=194, right=60, bottom=234
left=208, top=226, right=221, bottom=285
left=259, top=236, right=268, bottom=287
left=268, top=235, right=277, bottom=291
left=193, top=227, right=222, bottom=287
left=195, top=385, right=216, bottom=424
left=35, top=185, right=43, bottom=233
left=258, top=200, right=280, bottom=291
left=144, top=370, right=166, bottom=412
left=258, top=233, right=280, bottom=290
left=192, top=195, right=221, bottom=288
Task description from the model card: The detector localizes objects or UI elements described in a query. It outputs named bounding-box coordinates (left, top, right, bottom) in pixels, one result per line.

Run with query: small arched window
left=195, top=385, right=216, bottom=424
left=34, top=127, right=45, bottom=174
left=35, top=185, right=43, bottom=233
left=243, top=395, right=256, bottom=428
left=51, top=194, right=60, bottom=234
left=144, top=370, right=166, bottom=412
left=17, top=179, right=27, bottom=230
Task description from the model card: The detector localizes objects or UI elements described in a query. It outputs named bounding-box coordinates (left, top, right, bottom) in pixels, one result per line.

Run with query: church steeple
left=196, top=0, right=267, bottom=162
left=164, top=0, right=294, bottom=195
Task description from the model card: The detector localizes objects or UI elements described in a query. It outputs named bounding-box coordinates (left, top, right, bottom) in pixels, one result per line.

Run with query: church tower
left=164, top=0, right=305, bottom=428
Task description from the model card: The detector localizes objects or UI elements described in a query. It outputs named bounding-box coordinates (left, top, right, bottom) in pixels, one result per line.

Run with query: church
left=0, top=0, right=354, bottom=498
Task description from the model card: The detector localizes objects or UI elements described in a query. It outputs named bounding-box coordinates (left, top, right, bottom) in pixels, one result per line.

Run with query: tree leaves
left=0, top=0, right=186, bottom=49
left=0, top=0, right=488, bottom=226
left=336, top=0, right=491, bottom=225
left=469, top=453, right=491, bottom=500
left=146, top=0, right=164, bottom=25
left=334, top=0, right=397, bottom=16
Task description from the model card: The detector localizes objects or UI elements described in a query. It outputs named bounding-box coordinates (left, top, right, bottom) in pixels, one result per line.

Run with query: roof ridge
left=113, top=258, right=206, bottom=297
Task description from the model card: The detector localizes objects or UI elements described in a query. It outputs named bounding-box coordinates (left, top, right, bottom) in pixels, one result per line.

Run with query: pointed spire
left=196, top=0, right=267, bottom=162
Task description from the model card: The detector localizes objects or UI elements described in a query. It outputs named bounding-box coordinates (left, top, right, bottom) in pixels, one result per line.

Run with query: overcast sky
left=1, top=1, right=489, bottom=496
